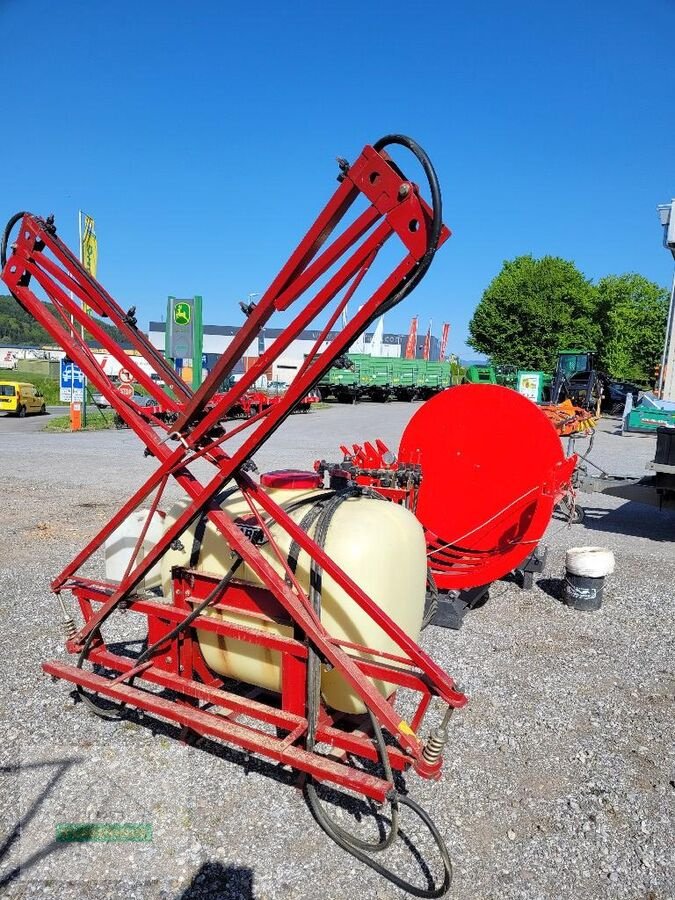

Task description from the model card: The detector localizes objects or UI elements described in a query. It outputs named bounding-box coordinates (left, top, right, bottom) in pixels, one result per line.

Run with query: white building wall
left=148, top=328, right=258, bottom=359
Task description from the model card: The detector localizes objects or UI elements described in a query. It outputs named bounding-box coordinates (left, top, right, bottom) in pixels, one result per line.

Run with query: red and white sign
left=119, top=368, right=135, bottom=384
left=117, top=383, right=134, bottom=399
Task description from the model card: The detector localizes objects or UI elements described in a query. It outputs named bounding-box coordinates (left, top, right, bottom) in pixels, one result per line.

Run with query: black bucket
left=562, top=546, right=614, bottom=612
left=562, top=572, right=606, bottom=610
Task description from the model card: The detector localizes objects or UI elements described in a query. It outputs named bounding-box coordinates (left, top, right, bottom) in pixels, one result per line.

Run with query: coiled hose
left=296, top=490, right=452, bottom=897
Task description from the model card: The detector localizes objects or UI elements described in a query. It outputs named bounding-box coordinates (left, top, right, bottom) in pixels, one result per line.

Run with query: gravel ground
left=1, top=403, right=673, bottom=900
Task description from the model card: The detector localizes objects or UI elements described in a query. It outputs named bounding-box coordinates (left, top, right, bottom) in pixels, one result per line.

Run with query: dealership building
left=147, top=321, right=440, bottom=382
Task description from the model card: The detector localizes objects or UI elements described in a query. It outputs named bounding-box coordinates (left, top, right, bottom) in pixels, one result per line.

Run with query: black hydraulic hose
left=301, top=491, right=452, bottom=896
left=0, top=211, right=27, bottom=269
left=302, top=491, right=400, bottom=852
left=1, top=212, right=31, bottom=312
left=187, top=134, right=445, bottom=461
left=369, top=134, right=443, bottom=319
left=75, top=556, right=243, bottom=719
left=133, top=555, right=243, bottom=668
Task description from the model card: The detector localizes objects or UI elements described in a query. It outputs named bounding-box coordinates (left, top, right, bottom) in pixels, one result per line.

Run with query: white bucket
left=563, top=546, right=615, bottom=611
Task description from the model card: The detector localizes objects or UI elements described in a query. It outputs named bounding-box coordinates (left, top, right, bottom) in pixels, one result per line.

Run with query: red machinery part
left=398, top=384, right=577, bottom=590
left=1, top=136, right=464, bottom=895
left=260, top=469, right=323, bottom=489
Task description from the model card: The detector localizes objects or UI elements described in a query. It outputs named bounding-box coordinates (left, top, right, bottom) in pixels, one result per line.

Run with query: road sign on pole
left=117, top=383, right=135, bottom=400
left=119, top=367, right=134, bottom=384
left=60, top=358, right=85, bottom=403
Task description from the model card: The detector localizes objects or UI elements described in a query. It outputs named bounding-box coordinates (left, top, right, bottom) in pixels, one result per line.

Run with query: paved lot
left=0, top=406, right=101, bottom=434
left=1, top=402, right=673, bottom=899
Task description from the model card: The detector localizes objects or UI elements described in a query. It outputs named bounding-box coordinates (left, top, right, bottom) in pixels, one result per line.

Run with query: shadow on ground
left=574, top=501, right=675, bottom=542
left=179, top=862, right=255, bottom=899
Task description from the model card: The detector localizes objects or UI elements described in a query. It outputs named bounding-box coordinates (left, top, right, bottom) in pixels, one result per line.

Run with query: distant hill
left=0, top=294, right=131, bottom=348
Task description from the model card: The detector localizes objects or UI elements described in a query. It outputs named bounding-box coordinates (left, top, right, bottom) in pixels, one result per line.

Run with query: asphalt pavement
left=0, top=405, right=99, bottom=434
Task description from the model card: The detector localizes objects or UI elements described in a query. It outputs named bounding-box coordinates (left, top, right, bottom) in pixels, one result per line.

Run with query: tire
left=248, top=405, right=258, bottom=418
left=17, top=405, right=26, bottom=418
left=40, top=404, right=46, bottom=415
left=571, top=504, right=585, bottom=525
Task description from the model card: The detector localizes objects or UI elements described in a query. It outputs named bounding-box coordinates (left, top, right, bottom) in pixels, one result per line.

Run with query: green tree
left=596, top=274, right=669, bottom=384
left=468, top=256, right=600, bottom=371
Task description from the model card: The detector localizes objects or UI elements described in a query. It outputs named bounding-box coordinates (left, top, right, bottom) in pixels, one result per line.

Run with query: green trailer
left=390, top=358, right=423, bottom=400
left=319, top=354, right=457, bottom=402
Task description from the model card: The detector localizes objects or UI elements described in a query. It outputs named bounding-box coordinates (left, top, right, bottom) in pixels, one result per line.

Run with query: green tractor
left=549, top=349, right=610, bottom=412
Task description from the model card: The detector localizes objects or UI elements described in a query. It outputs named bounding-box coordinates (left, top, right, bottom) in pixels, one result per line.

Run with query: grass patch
left=44, top=410, right=116, bottom=432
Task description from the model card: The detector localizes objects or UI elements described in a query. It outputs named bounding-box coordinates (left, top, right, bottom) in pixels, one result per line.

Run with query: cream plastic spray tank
left=104, top=509, right=165, bottom=591
left=159, top=470, right=427, bottom=714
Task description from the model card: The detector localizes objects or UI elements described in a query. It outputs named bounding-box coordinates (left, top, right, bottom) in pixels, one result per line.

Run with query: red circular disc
left=399, top=385, right=573, bottom=589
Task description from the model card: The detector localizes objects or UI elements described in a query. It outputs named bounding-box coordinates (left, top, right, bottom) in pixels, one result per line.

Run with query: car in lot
left=266, top=379, right=290, bottom=396
left=0, top=381, right=46, bottom=416
left=606, top=379, right=642, bottom=415
left=93, top=390, right=157, bottom=409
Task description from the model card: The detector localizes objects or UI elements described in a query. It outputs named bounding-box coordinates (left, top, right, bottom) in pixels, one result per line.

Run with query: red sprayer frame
left=2, top=139, right=467, bottom=832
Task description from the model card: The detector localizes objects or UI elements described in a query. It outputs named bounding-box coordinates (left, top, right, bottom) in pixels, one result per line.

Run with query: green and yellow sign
left=173, top=302, right=192, bottom=326
left=166, top=295, right=203, bottom=390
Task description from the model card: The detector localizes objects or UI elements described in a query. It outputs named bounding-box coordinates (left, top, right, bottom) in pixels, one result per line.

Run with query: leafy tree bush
left=596, top=274, right=669, bottom=383
left=469, top=257, right=668, bottom=383
left=468, top=256, right=600, bottom=371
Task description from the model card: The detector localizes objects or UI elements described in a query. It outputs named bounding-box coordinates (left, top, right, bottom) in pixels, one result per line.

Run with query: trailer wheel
left=570, top=504, right=585, bottom=524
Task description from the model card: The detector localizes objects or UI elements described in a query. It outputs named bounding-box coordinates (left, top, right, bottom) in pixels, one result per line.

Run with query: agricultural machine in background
left=549, top=349, right=609, bottom=412
left=462, top=362, right=518, bottom=389
left=320, top=353, right=459, bottom=403
left=0, top=135, right=580, bottom=895
left=464, top=350, right=641, bottom=420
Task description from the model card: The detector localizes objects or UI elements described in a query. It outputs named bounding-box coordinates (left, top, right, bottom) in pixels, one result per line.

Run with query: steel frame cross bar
left=42, top=661, right=391, bottom=802
left=172, top=142, right=448, bottom=437
left=12, top=213, right=191, bottom=401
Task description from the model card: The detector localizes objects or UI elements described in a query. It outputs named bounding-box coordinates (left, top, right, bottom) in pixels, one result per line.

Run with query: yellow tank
left=159, top=477, right=427, bottom=714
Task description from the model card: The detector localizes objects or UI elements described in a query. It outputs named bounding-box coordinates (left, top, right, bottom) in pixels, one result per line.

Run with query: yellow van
left=0, top=381, right=46, bottom=417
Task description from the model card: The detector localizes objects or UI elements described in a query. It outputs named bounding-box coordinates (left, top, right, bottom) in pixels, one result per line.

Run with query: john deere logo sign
left=167, top=295, right=200, bottom=362
left=174, top=302, right=191, bottom=326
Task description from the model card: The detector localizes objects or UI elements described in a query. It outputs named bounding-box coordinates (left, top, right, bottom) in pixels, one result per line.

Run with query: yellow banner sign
left=81, top=214, right=97, bottom=278
left=81, top=213, right=97, bottom=315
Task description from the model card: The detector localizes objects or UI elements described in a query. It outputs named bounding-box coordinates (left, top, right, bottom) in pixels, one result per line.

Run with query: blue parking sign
left=60, top=358, right=86, bottom=402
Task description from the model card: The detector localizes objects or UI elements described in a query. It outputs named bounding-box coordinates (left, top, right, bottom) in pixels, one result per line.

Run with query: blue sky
left=2, top=0, right=674, bottom=358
